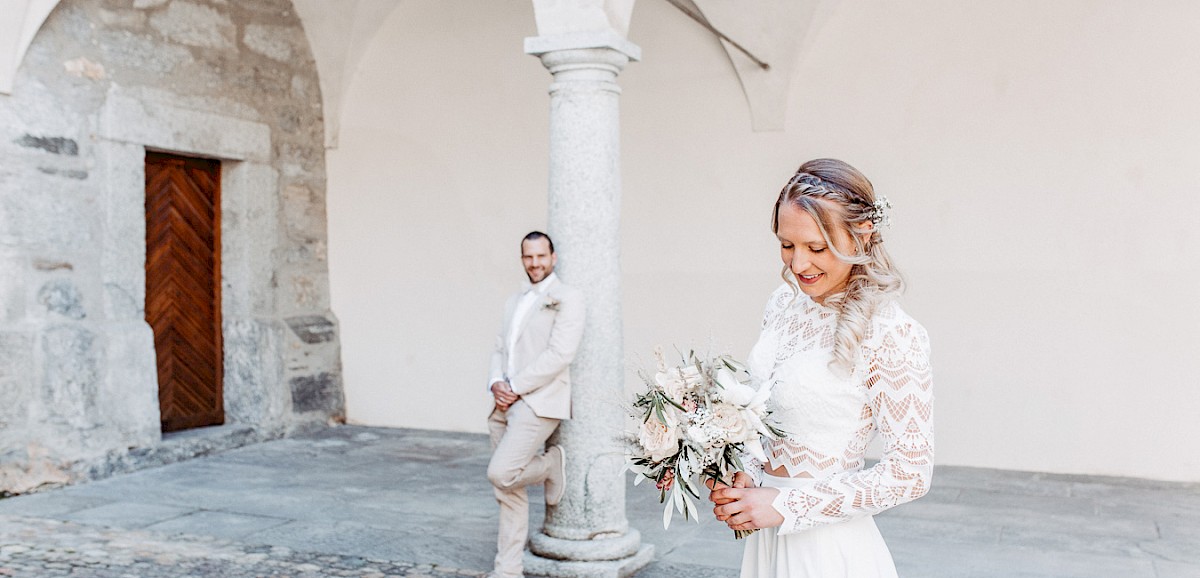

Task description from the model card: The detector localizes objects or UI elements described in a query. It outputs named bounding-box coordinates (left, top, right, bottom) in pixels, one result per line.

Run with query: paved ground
left=0, top=425, right=1197, bottom=578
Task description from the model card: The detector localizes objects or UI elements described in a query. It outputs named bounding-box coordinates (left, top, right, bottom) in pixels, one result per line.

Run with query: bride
left=707, top=158, right=934, bottom=577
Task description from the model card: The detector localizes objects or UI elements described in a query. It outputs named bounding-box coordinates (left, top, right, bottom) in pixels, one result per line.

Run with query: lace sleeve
left=771, top=308, right=934, bottom=535
left=742, top=285, right=792, bottom=487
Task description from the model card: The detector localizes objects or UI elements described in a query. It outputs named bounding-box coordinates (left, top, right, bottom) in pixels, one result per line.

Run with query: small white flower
left=870, top=196, right=893, bottom=227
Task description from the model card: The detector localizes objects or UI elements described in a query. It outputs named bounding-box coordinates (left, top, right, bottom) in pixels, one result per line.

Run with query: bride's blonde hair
left=771, top=158, right=904, bottom=374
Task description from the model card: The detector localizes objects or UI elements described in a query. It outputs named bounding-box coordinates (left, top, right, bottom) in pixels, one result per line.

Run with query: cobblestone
left=0, top=516, right=484, bottom=578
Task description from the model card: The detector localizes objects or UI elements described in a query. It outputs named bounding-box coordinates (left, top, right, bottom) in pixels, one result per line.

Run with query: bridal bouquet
left=624, top=348, right=784, bottom=539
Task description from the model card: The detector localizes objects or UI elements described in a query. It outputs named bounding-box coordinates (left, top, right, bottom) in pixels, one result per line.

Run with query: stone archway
left=0, top=0, right=342, bottom=494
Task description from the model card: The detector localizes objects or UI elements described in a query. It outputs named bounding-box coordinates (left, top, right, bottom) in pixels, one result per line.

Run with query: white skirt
left=741, top=473, right=899, bottom=578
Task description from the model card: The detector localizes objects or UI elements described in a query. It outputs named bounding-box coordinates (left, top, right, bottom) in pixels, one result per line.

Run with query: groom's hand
left=491, top=381, right=520, bottom=410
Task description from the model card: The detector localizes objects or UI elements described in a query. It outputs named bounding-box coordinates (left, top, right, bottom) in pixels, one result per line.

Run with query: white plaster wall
left=328, top=0, right=1200, bottom=482
left=328, top=0, right=550, bottom=432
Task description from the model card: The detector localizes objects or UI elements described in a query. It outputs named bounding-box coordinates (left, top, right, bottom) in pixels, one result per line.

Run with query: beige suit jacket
left=489, top=276, right=586, bottom=420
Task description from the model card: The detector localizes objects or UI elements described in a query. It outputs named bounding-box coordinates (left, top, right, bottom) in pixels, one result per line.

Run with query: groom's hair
left=522, top=231, right=555, bottom=254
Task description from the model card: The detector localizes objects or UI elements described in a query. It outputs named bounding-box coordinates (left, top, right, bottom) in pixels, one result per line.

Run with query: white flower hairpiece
left=870, top=196, right=893, bottom=227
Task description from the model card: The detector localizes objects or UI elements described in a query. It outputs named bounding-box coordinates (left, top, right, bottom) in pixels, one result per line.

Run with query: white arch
left=300, top=0, right=643, bottom=148
left=0, top=0, right=60, bottom=95
left=689, top=0, right=837, bottom=131
left=290, top=0, right=405, bottom=149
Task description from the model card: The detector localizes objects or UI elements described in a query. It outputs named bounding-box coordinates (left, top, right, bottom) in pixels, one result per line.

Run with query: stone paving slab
left=60, top=502, right=194, bottom=530
left=0, top=494, right=111, bottom=519
left=142, top=510, right=291, bottom=540
left=0, top=425, right=1198, bottom=578
left=888, top=538, right=1160, bottom=578
left=1158, top=559, right=1200, bottom=578
left=656, top=537, right=742, bottom=569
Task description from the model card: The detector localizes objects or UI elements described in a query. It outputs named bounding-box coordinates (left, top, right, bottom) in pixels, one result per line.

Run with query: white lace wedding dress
left=740, top=284, right=934, bottom=578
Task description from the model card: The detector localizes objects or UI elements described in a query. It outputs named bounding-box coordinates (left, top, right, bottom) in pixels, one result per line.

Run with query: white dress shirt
left=490, top=272, right=558, bottom=386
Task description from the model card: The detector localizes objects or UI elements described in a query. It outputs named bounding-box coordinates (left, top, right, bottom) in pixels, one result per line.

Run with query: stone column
left=523, top=33, right=652, bottom=578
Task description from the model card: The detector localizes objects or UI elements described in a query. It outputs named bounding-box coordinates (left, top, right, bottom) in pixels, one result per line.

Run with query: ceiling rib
left=664, top=0, right=770, bottom=70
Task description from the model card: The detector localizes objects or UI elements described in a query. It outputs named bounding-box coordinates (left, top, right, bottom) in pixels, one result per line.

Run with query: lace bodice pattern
left=744, top=284, right=934, bottom=535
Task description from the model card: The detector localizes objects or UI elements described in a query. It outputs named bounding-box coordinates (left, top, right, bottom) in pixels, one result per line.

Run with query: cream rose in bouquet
left=625, top=348, right=784, bottom=538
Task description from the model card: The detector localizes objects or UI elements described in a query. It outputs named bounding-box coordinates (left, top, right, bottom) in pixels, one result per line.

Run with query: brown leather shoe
left=544, top=445, right=566, bottom=506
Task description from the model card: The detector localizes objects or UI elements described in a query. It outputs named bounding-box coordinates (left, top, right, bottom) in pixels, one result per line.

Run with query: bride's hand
left=708, top=482, right=784, bottom=532
left=705, top=472, right=753, bottom=503
left=706, top=471, right=756, bottom=505
left=705, top=470, right=753, bottom=510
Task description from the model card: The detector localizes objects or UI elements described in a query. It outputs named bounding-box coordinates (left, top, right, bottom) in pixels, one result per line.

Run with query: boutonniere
left=542, top=298, right=562, bottom=312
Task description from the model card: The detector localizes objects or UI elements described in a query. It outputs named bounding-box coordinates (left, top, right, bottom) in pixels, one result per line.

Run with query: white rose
left=709, top=402, right=751, bottom=445
left=639, top=415, right=680, bottom=463
left=678, top=364, right=706, bottom=389
left=655, top=371, right=689, bottom=404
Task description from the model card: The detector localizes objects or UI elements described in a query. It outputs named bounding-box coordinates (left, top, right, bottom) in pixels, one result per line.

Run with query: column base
left=524, top=546, right=654, bottom=578
left=523, top=530, right=654, bottom=578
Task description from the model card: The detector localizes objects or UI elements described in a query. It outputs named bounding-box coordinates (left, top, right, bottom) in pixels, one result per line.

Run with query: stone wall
left=0, top=0, right=342, bottom=494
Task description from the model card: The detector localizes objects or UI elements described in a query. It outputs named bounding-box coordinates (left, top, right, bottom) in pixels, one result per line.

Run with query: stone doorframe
left=97, top=87, right=288, bottom=436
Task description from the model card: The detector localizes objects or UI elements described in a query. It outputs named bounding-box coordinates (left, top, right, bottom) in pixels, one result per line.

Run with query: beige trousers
left=487, top=399, right=560, bottom=578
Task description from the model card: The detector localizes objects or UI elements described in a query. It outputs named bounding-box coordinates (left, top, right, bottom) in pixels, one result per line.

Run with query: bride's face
left=776, top=202, right=856, bottom=305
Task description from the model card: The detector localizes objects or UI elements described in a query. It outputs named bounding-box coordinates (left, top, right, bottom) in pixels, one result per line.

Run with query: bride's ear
left=853, top=221, right=874, bottom=244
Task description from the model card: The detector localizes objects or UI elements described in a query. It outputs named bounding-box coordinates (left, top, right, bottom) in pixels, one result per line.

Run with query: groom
left=486, top=231, right=586, bottom=578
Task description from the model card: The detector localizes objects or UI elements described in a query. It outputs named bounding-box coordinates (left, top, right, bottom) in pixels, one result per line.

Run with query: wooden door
left=145, top=152, right=224, bottom=433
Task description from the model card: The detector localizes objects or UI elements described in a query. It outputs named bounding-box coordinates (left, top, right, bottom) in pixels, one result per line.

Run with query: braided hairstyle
left=771, top=158, right=904, bottom=375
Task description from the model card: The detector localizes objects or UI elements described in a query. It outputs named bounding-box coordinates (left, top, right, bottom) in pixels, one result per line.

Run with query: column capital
left=524, top=31, right=642, bottom=62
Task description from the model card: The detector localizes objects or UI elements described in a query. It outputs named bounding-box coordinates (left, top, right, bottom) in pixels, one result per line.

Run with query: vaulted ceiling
left=0, top=0, right=821, bottom=140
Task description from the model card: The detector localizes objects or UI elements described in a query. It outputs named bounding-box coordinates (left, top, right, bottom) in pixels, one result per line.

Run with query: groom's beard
left=526, top=266, right=552, bottom=284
